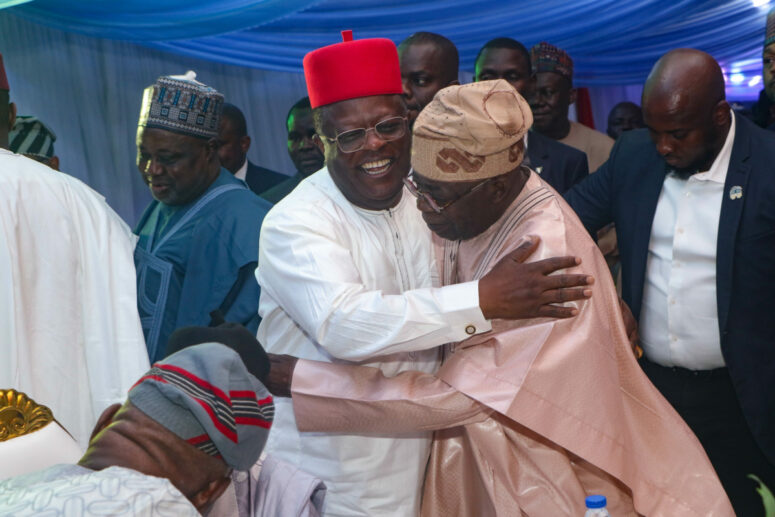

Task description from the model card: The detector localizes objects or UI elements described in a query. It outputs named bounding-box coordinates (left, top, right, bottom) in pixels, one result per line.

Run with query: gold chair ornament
left=0, top=389, right=53, bottom=442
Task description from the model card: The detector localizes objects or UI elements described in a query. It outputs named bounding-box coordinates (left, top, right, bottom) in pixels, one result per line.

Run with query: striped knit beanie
left=128, top=342, right=274, bottom=471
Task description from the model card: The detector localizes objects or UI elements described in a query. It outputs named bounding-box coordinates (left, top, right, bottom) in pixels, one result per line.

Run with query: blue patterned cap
left=138, top=71, right=224, bottom=139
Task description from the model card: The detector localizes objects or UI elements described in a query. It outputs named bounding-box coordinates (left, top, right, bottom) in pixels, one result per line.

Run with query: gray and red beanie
left=128, top=342, right=274, bottom=471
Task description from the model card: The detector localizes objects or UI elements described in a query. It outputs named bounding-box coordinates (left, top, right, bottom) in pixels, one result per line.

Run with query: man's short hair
left=475, top=37, right=531, bottom=72
left=286, top=97, right=312, bottom=127
left=399, top=32, right=459, bottom=71
left=221, top=103, right=248, bottom=137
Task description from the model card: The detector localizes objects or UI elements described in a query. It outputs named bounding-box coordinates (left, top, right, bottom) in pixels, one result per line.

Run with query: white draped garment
left=256, top=167, right=489, bottom=517
left=0, top=150, right=150, bottom=447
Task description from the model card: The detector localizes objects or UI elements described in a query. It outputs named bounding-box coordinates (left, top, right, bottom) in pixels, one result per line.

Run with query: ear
left=8, top=101, right=16, bottom=131
left=204, top=137, right=219, bottom=160
left=568, top=87, right=577, bottom=106
left=191, top=475, right=232, bottom=511
left=89, top=403, right=122, bottom=443
left=713, top=100, right=731, bottom=127
left=48, top=155, right=60, bottom=171
left=240, top=135, right=251, bottom=153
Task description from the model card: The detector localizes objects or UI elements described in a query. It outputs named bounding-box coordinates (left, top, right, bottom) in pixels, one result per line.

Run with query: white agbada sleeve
left=256, top=174, right=490, bottom=361
left=0, top=151, right=149, bottom=447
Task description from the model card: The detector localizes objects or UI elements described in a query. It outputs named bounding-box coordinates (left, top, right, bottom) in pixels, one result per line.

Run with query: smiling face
left=474, top=47, right=533, bottom=97
left=137, top=127, right=220, bottom=205
left=287, top=106, right=324, bottom=176
left=530, top=72, right=574, bottom=136
left=400, top=42, right=458, bottom=120
left=315, top=94, right=410, bottom=211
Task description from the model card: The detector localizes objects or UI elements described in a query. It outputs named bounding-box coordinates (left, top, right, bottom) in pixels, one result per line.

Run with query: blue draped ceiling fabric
left=8, top=0, right=773, bottom=85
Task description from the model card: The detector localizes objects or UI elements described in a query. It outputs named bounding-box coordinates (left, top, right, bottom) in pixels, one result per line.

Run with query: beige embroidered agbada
left=291, top=172, right=733, bottom=517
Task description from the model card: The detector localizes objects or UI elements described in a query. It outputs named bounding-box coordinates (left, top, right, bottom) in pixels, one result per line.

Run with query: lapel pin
left=729, top=185, right=742, bottom=200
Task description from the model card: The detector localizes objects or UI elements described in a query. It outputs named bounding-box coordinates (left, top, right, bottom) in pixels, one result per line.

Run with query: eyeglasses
left=320, top=116, right=408, bottom=153
left=403, top=174, right=494, bottom=213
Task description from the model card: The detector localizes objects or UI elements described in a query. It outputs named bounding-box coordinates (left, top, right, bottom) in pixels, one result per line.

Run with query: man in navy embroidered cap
left=134, top=71, right=272, bottom=362
left=9, top=115, right=60, bottom=170
left=0, top=342, right=274, bottom=516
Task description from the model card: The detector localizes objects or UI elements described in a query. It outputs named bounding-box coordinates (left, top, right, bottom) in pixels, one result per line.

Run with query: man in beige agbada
left=267, top=80, right=732, bottom=516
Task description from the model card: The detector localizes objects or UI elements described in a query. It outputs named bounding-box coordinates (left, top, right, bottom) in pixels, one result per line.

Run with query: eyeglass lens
left=336, top=116, right=406, bottom=152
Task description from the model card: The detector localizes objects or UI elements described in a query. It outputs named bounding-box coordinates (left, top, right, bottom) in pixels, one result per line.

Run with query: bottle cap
left=585, top=495, right=607, bottom=509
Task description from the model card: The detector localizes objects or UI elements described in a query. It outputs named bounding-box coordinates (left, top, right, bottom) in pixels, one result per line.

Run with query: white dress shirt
left=639, top=113, right=736, bottom=369
left=256, top=167, right=490, bottom=517
left=234, top=158, right=248, bottom=181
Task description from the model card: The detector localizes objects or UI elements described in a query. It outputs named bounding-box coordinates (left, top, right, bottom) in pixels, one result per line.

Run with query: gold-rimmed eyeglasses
left=319, top=116, right=408, bottom=153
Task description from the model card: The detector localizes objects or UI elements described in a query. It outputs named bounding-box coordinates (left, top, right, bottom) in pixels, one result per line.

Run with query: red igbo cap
left=0, top=53, right=9, bottom=91
left=304, top=30, right=403, bottom=109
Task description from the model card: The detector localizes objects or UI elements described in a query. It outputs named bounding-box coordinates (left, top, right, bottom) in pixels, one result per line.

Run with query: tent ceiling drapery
left=7, top=0, right=772, bottom=85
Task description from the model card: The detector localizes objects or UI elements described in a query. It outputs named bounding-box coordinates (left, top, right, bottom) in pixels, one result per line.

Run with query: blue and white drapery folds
left=0, top=1, right=769, bottom=223
left=9, top=0, right=773, bottom=84
left=0, top=13, right=309, bottom=224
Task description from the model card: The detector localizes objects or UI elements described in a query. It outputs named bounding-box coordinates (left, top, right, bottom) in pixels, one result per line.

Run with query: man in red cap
left=256, top=31, right=593, bottom=516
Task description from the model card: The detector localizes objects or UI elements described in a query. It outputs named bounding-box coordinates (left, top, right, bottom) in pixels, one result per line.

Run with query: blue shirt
left=134, top=169, right=271, bottom=362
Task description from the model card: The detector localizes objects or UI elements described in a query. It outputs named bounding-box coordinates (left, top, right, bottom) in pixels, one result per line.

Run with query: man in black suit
left=217, top=103, right=287, bottom=195
left=566, top=49, right=775, bottom=516
left=474, top=38, right=588, bottom=194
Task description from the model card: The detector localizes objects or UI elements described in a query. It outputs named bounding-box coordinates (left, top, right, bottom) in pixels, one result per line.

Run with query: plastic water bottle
left=584, top=495, right=612, bottom=516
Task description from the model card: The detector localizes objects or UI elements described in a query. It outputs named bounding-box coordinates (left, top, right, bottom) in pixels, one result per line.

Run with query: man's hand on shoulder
left=478, top=236, right=593, bottom=320
left=265, top=354, right=299, bottom=398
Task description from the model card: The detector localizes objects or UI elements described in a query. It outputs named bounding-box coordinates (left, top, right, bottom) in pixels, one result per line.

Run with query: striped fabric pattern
left=9, top=116, right=56, bottom=159
left=128, top=342, right=274, bottom=470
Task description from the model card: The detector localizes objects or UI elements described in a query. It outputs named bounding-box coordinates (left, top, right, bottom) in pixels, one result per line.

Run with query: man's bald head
left=642, top=49, right=730, bottom=175
left=643, top=49, right=725, bottom=116
left=398, top=32, right=459, bottom=119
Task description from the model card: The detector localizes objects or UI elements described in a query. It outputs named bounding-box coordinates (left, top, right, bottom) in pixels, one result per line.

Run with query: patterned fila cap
left=138, top=71, right=223, bottom=139
left=411, top=80, right=532, bottom=182
left=128, top=342, right=274, bottom=471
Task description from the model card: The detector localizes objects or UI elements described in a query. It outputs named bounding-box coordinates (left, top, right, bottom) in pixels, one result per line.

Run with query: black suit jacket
left=244, top=161, right=288, bottom=195
left=527, top=131, right=588, bottom=194
left=565, top=114, right=775, bottom=463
